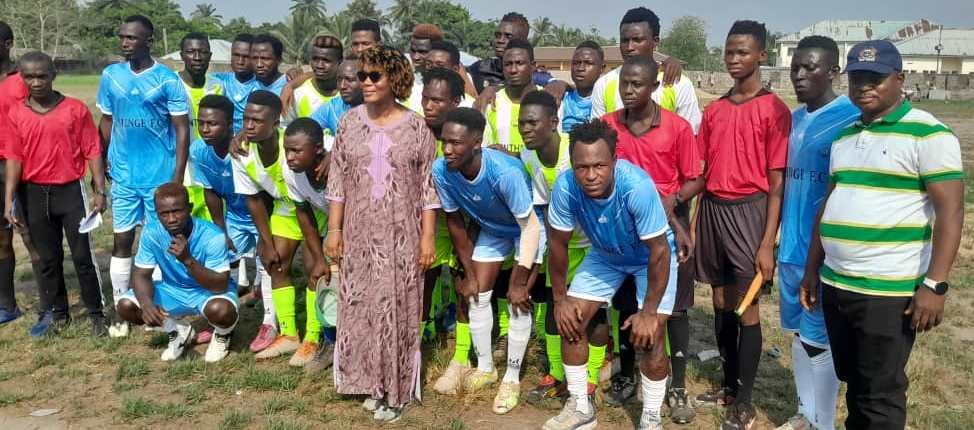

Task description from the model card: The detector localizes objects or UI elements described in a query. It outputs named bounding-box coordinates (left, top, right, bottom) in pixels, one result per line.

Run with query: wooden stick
left=735, top=272, right=765, bottom=317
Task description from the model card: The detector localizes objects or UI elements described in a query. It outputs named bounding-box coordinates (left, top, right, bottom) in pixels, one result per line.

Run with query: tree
left=388, top=0, right=419, bottom=36
left=190, top=3, right=222, bottom=32
left=340, top=0, right=383, bottom=22
left=660, top=16, right=708, bottom=70
left=219, top=17, right=255, bottom=40
left=191, top=3, right=220, bottom=20
left=289, top=0, right=326, bottom=21
left=321, top=14, right=353, bottom=48
left=530, top=17, right=553, bottom=46
left=272, top=12, right=323, bottom=64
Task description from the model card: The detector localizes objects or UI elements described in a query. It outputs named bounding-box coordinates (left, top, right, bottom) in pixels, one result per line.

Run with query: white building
left=775, top=19, right=947, bottom=71
left=896, top=29, right=974, bottom=74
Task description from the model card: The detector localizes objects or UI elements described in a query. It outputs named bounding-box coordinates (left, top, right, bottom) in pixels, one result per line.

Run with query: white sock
left=237, top=261, right=250, bottom=288
left=259, top=265, right=276, bottom=326
left=810, top=348, right=839, bottom=430
left=212, top=322, right=237, bottom=336
left=151, top=266, right=162, bottom=282
left=162, top=317, right=180, bottom=333
left=109, top=257, right=133, bottom=302
left=230, top=265, right=240, bottom=289
left=468, top=291, right=494, bottom=373
left=565, top=364, right=590, bottom=414
left=640, top=372, right=668, bottom=420
left=503, top=303, right=532, bottom=383
left=792, top=336, right=815, bottom=419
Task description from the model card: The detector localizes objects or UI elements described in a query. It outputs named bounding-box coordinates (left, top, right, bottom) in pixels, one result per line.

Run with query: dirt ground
left=0, top=81, right=972, bottom=429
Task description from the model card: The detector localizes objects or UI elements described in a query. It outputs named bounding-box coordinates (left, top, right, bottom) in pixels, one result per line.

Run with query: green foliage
left=219, top=410, right=253, bottom=430
left=660, top=16, right=709, bottom=70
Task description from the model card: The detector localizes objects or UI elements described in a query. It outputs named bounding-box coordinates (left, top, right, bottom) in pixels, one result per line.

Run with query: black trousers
left=23, top=181, right=104, bottom=319
left=822, top=284, right=915, bottom=430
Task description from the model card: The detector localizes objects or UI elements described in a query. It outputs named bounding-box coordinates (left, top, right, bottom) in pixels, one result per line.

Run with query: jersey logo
left=598, top=215, right=608, bottom=224
left=472, top=195, right=482, bottom=202
left=130, top=89, right=141, bottom=96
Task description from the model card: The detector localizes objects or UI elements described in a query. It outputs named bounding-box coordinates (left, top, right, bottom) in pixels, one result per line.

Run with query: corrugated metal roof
left=779, top=20, right=917, bottom=42
left=162, top=39, right=233, bottom=63
left=896, top=29, right=974, bottom=57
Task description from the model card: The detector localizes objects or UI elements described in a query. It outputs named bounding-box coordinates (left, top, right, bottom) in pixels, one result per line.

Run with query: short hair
left=285, top=118, right=324, bottom=147
left=180, top=32, right=209, bottom=50
left=360, top=46, right=414, bottom=101
left=569, top=119, right=617, bottom=155
left=505, top=38, right=534, bottom=62
left=252, top=34, right=284, bottom=58
left=19, top=51, right=55, bottom=73
left=728, top=20, right=767, bottom=50
left=0, top=21, right=13, bottom=43
left=429, top=40, right=461, bottom=66
left=422, top=67, right=465, bottom=99
left=312, top=34, right=343, bottom=58
left=155, top=182, right=189, bottom=206
left=198, top=94, right=234, bottom=123
left=412, top=24, right=444, bottom=42
left=575, top=40, right=605, bottom=61
left=246, top=90, right=283, bottom=116
left=796, top=35, right=840, bottom=67
left=123, top=14, right=155, bottom=35
left=444, top=107, right=486, bottom=135
left=351, top=19, right=382, bottom=41
left=622, top=55, right=659, bottom=79
left=232, top=33, right=254, bottom=44
left=620, top=7, right=660, bottom=39
left=520, top=90, right=558, bottom=117
left=501, top=12, right=530, bottom=35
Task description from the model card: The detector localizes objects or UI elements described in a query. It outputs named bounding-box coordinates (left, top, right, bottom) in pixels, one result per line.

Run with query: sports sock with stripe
left=469, top=291, right=494, bottom=372
left=271, top=286, right=297, bottom=337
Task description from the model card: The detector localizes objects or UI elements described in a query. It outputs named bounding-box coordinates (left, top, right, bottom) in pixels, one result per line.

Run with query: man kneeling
left=544, top=119, right=677, bottom=430
left=117, top=183, right=238, bottom=363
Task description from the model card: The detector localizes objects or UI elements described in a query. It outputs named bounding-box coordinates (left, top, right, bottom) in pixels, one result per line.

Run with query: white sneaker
left=108, top=321, right=130, bottom=338
left=160, top=324, right=195, bottom=361
left=204, top=331, right=231, bottom=363
left=492, top=382, right=520, bottom=414
left=373, top=404, right=402, bottom=423
left=543, top=397, right=597, bottom=430
left=433, top=361, right=472, bottom=395
left=775, top=414, right=813, bottom=430
left=362, top=398, right=381, bottom=412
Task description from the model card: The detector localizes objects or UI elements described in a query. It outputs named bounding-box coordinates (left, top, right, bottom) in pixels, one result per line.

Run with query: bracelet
left=327, top=228, right=342, bottom=233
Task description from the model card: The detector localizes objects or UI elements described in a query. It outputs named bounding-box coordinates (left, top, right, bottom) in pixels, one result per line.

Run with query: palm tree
left=191, top=3, right=221, bottom=20
left=289, top=0, right=327, bottom=21
left=552, top=24, right=583, bottom=47
left=321, top=14, right=353, bottom=49
left=530, top=17, right=554, bottom=46
left=89, top=0, right=131, bottom=11
left=388, top=0, right=419, bottom=34
left=272, top=12, right=324, bottom=64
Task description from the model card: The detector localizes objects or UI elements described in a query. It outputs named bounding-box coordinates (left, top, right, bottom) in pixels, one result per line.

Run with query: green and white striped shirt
left=820, top=100, right=963, bottom=297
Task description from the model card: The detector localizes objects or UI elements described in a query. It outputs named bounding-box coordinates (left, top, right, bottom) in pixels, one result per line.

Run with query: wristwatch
left=921, top=277, right=949, bottom=295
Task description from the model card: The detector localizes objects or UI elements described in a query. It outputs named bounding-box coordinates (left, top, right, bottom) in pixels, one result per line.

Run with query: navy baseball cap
left=846, top=40, right=902, bottom=75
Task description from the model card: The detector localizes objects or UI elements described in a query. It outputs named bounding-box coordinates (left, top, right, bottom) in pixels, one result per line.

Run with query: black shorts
left=694, top=192, right=767, bottom=295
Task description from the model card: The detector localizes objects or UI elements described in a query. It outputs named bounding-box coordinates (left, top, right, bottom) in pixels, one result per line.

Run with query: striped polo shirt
left=820, top=100, right=963, bottom=297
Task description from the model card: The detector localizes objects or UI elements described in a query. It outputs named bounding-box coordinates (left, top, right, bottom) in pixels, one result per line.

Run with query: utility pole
left=163, top=27, right=169, bottom=55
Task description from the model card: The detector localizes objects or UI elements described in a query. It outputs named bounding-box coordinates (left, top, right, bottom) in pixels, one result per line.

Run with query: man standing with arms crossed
left=98, top=15, right=191, bottom=337
left=802, top=41, right=963, bottom=430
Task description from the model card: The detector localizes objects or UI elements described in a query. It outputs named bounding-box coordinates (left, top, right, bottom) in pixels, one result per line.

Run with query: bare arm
left=204, top=189, right=227, bottom=232
left=171, top=114, right=190, bottom=183
left=3, top=159, right=22, bottom=226
left=640, top=234, right=672, bottom=314
left=547, top=227, right=572, bottom=301
left=324, top=201, right=345, bottom=264
left=98, top=114, right=112, bottom=175
left=131, top=266, right=167, bottom=326
left=296, top=203, right=327, bottom=284
left=418, top=208, right=437, bottom=270
left=756, top=169, right=784, bottom=280
left=182, top=255, right=231, bottom=293
left=924, top=180, right=964, bottom=281
left=445, top=211, right=475, bottom=276
left=86, top=156, right=108, bottom=214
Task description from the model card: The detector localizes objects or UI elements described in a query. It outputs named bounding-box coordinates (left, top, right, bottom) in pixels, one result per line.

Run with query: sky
left=176, top=0, right=974, bottom=47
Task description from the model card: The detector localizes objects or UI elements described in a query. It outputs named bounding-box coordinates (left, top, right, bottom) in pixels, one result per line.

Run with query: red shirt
left=603, top=108, right=702, bottom=197
left=0, top=71, right=28, bottom=160
left=699, top=91, right=790, bottom=199
left=6, top=96, right=101, bottom=184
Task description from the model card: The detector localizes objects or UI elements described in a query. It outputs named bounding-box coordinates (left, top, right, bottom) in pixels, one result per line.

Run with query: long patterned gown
left=326, top=105, right=440, bottom=407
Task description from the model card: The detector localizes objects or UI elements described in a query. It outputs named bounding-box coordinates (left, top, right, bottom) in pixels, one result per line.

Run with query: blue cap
left=846, top=40, right=902, bottom=75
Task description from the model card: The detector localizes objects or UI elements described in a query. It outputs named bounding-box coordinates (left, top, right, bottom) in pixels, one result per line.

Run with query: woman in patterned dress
left=324, top=46, right=439, bottom=422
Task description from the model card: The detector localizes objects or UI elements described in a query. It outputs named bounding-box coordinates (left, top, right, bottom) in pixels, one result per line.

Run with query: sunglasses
left=356, top=71, right=383, bottom=83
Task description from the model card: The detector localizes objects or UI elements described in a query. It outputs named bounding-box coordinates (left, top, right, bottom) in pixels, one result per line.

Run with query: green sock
left=272, top=286, right=297, bottom=337
left=304, top=289, right=320, bottom=343
left=610, top=307, right=621, bottom=354
left=546, top=333, right=565, bottom=382
left=452, top=322, right=472, bottom=365
left=497, top=298, right=510, bottom=337
left=534, top=302, right=547, bottom=339
left=587, top=343, right=607, bottom=385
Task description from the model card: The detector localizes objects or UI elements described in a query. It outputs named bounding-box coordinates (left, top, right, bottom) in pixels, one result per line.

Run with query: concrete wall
left=685, top=69, right=974, bottom=100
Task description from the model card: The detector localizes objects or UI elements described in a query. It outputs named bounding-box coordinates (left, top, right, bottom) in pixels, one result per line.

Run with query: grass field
left=0, top=75, right=972, bottom=429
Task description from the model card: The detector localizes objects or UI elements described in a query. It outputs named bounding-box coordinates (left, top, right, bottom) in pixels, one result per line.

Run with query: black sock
left=0, top=258, right=15, bottom=311
left=717, top=310, right=740, bottom=392
left=619, top=325, right=636, bottom=378
left=668, top=312, right=690, bottom=389
left=736, top=323, right=762, bottom=404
